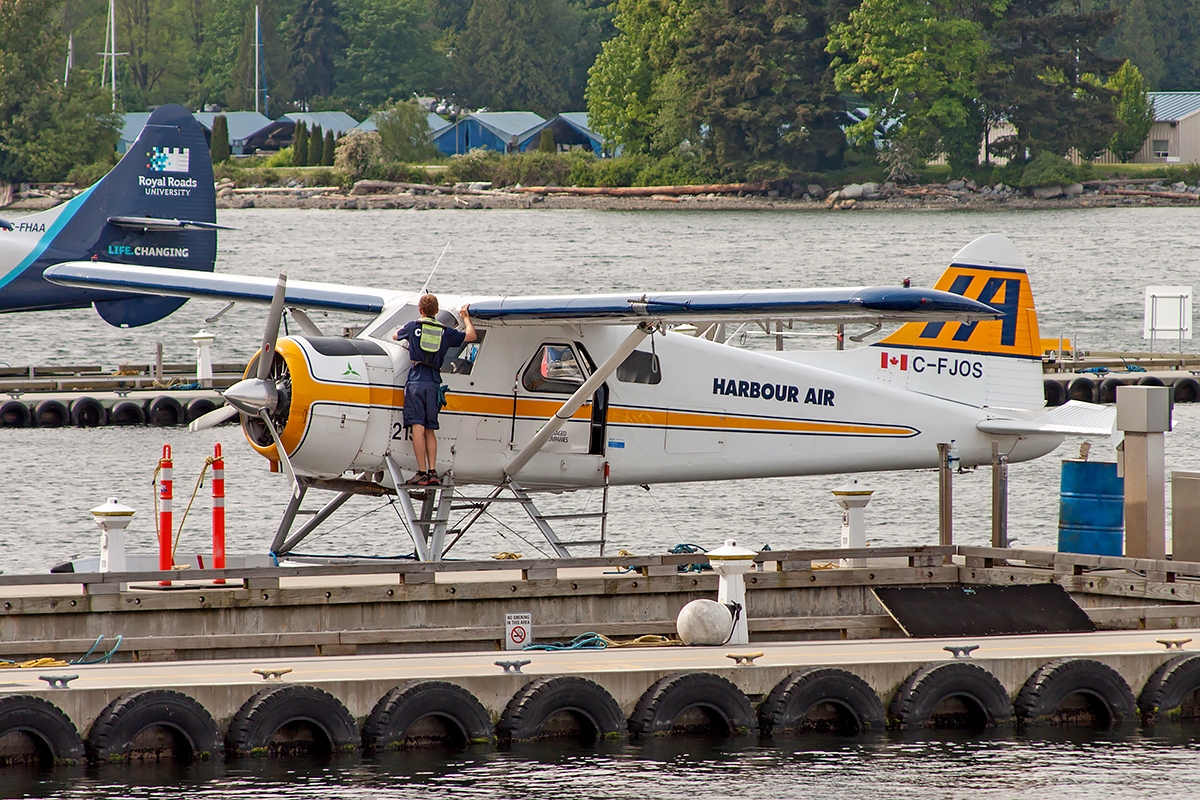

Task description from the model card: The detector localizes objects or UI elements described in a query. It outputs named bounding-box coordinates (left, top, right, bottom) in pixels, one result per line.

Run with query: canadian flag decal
left=879, top=351, right=908, bottom=370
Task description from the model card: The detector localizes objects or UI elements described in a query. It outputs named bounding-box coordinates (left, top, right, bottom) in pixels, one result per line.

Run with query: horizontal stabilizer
left=977, top=401, right=1116, bottom=436
left=107, top=216, right=235, bottom=232
left=43, top=262, right=394, bottom=314
left=467, top=286, right=1000, bottom=325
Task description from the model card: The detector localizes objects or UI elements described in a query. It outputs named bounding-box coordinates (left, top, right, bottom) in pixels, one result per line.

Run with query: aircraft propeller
left=188, top=269, right=301, bottom=498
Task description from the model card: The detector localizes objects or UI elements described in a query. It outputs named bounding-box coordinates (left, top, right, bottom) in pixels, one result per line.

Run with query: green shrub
left=538, top=129, right=555, bottom=153
left=442, top=149, right=502, bottom=183
left=365, top=162, right=433, bottom=183
left=262, top=147, right=295, bottom=168
left=308, top=124, right=324, bottom=167
left=210, top=115, right=231, bottom=163
left=632, top=152, right=719, bottom=186
left=334, top=130, right=382, bottom=179
left=1018, top=152, right=1078, bottom=188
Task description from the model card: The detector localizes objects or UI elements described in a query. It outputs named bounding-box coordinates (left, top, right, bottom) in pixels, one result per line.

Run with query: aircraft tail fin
left=1, top=104, right=217, bottom=327
left=873, top=234, right=1046, bottom=409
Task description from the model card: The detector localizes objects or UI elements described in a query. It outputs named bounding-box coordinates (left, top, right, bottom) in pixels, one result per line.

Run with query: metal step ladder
left=393, top=475, right=456, bottom=562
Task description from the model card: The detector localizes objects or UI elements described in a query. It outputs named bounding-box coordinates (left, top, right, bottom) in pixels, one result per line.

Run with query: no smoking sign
left=505, top=612, right=532, bottom=651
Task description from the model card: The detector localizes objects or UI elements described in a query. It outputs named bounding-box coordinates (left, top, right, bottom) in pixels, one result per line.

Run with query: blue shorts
left=403, top=381, right=441, bottom=430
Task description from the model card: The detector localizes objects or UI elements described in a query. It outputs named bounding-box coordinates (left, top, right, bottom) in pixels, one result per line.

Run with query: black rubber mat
left=873, top=584, right=1096, bottom=637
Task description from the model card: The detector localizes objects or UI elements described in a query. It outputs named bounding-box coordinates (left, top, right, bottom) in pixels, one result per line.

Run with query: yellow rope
left=491, top=551, right=523, bottom=560
left=599, top=634, right=682, bottom=648
left=812, top=562, right=838, bottom=570
left=172, top=456, right=216, bottom=559
left=0, top=658, right=69, bottom=669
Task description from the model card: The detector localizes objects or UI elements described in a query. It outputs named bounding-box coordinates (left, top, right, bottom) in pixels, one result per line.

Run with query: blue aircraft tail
left=0, top=104, right=217, bottom=327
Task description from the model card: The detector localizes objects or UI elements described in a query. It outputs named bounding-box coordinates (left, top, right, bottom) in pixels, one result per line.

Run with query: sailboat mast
left=109, top=0, right=117, bottom=110
left=254, top=5, right=261, bottom=114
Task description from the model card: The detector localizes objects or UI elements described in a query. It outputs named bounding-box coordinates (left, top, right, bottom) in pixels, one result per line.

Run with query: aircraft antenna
left=420, top=241, right=451, bottom=295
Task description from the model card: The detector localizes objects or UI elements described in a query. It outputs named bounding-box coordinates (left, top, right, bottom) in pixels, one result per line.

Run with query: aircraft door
left=514, top=342, right=593, bottom=455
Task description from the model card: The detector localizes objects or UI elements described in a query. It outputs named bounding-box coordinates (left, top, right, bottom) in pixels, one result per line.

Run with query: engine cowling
left=243, top=336, right=402, bottom=478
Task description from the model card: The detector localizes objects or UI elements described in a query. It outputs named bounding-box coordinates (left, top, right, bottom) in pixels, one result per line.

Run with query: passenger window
left=616, top=350, right=661, bottom=384
left=444, top=331, right=485, bottom=375
left=523, top=344, right=586, bottom=393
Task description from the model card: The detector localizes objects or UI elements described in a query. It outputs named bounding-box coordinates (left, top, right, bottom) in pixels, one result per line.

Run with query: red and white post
left=158, top=444, right=173, bottom=585
left=212, top=443, right=226, bottom=584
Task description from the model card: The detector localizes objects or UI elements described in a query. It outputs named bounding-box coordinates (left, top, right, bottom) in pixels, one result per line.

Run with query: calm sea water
left=1, top=206, right=1199, bottom=797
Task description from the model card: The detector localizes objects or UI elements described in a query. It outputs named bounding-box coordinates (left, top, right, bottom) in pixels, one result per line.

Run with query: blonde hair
left=418, top=294, right=439, bottom=317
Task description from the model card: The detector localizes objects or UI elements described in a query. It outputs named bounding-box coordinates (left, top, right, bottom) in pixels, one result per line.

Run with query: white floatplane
left=41, top=231, right=1114, bottom=561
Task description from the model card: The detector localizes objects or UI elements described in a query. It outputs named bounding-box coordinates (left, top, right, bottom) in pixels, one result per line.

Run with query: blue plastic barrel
left=1058, top=460, right=1124, bottom=556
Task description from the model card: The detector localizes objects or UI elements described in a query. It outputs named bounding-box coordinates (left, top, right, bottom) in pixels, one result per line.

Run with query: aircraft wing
left=465, top=287, right=1000, bottom=325
left=977, top=401, right=1116, bottom=437
left=42, top=262, right=395, bottom=314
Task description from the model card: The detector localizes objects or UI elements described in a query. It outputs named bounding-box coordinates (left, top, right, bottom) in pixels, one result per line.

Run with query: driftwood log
left=513, top=182, right=768, bottom=196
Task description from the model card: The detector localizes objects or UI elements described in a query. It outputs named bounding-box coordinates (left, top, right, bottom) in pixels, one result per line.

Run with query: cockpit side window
left=616, top=350, right=661, bottom=384
left=444, top=331, right=485, bottom=375
left=522, top=343, right=586, bottom=393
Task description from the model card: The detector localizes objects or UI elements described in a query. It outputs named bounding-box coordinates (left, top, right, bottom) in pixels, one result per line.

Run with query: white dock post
left=991, top=441, right=1009, bottom=548
left=707, top=540, right=756, bottom=646
left=193, top=329, right=216, bottom=388
left=92, top=497, right=135, bottom=573
left=833, top=479, right=873, bottom=567
left=1117, top=385, right=1171, bottom=559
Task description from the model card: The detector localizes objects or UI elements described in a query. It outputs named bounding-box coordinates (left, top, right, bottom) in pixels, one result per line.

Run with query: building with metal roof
left=118, top=111, right=292, bottom=155
left=525, top=113, right=604, bottom=155
left=282, top=111, right=361, bottom=138
left=1123, top=92, right=1200, bottom=164
left=352, top=112, right=451, bottom=135
left=433, top=112, right=546, bottom=156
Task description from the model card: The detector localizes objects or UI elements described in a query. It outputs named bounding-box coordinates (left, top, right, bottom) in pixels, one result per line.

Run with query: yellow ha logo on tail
left=879, top=235, right=1042, bottom=359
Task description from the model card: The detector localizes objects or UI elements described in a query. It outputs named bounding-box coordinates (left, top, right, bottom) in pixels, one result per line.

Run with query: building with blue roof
left=433, top=112, right=546, bottom=155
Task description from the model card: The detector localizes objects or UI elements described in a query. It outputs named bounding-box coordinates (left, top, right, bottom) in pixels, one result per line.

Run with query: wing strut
left=504, top=322, right=654, bottom=479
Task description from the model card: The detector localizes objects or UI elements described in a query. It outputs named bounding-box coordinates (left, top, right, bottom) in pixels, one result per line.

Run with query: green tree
left=986, top=0, right=1120, bottom=161
left=336, top=0, right=443, bottom=112
left=285, top=0, right=345, bottom=106
left=452, top=0, right=574, bottom=116
left=308, top=122, right=323, bottom=164
left=1107, top=59, right=1154, bottom=162
left=681, top=0, right=844, bottom=174
left=0, top=0, right=118, bottom=182
left=322, top=129, right=335, bottom=164
left=210, top=113, right=231, bottom=161
left=292, top=120, right=308, bottom=165
left=538, top=128, right=555, bottom=152
left=828, top=0, right=1005, bottom=174
left=376, top=99, right=437, bottom=162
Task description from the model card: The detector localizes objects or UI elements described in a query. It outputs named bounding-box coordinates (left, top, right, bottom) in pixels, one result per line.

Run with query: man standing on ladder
left=394, top=294, right=477, bottom=486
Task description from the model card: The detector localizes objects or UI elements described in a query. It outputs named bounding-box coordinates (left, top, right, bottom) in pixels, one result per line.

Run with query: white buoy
left=193, top=329, right=216, bottom=388
left=707, top=539, right=757, bottom=646
left=833, top=479, right=874, bottom=567
left=676, top=599, right=733, bottom=645
left=91, top=497, right=135, bottom=573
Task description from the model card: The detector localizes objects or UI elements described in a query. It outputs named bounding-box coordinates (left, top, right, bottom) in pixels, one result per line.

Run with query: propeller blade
left=257, top=269, right=288, bottom=382
left=258, top=408, right=301, bottom=499
left=188, top=404, right=240, bottom=432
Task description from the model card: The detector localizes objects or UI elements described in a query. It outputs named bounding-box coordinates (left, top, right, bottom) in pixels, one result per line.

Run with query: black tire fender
left=760, top=668, right=885, bottom=736
left=364, top=681, right=493, bottom=750
left=1015, top=658, right=1136, bottom=728
left=629, top=672, right=757, bottom=738
left=497, top=676, right=624, bottom=743
left=1066, top=377, right=1095, bottom=403
left=227, top=684, right=358, bottom=757
left=34, top=399, right=68, bottom=427
left=1137, top=375, right=1165, bottom=387
left=86, top=689, right=220, bottom=762
left=889, top=662, right=1013, bottom=729
left=0, top=400, right=30, bottom=428
left=148, top=395, right=185, bottom=426
left=1173, top=377, right=1200, bottom=403
left=0, top=695, right=83, bottom=765
left=1043, top=379, right=1067, bottom=407
left=186, top=397, right=218, bottom=423
left=1139, top=654, right=1200, bottom=723
left=70, top=396, right=106, bottom=427
left=109, top=399, right=145, bottom=426
left=1098, top=377, right=1124, bottom=404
